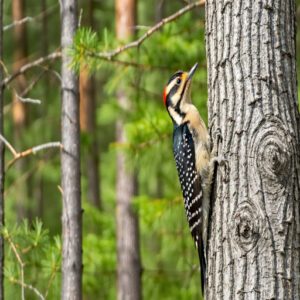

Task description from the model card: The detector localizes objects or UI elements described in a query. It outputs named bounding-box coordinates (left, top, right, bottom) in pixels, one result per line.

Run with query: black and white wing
left=173, top=122, right=206, bottom=290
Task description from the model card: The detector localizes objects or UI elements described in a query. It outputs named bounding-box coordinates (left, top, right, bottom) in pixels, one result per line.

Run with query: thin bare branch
left=32, top=142, right=62, bottom=154
left=3, top=16, right=33, bottom=31
left=2, top=51, right=61, bottom=87
left=0, top=133, right=62, bottom=169
left=7, top=141, right=62, bottom=169
left=89, top=0, right=205, bottom=60
left=20, top=71, right=46, bottom=96
left=10, top=279, right=45, bottom=300
left=0, top=134, right=17, bottom=157
left=4, top=3, right=59, bottom=31
left=15, top=92, right=42, bottom=105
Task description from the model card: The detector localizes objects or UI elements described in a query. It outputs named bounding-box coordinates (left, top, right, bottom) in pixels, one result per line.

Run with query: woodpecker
left=163, top=63, right=214, bottom=293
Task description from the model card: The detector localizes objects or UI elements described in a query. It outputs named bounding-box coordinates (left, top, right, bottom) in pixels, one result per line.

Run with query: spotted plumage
left=163, top=63, right=212, bottom=294
left=173, top=123, right=203, bottom=245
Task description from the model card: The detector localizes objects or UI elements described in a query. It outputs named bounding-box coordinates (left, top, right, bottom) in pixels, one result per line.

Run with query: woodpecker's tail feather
left=197, top=238, right=206, bottom=296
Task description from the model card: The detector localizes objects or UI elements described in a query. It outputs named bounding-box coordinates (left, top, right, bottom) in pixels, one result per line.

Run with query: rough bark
left=0, top=1, right=4, bottom=298
left=115, top=1, right=142, bottom=300
left=205, top=0, right=300, bottom=299
left=60, top=1, right=82, bottom=299
left=79, top=0, right=101, bottom=208
left=12, top=0, right=28, bottom=220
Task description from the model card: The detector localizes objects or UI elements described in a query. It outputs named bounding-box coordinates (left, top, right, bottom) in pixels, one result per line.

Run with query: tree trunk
left=0, top=0, right=4, bottom=298
left=12, top=0, right=28, bottom=220
left=60, top=1, right=82, bottom=299
left=79, top=0, right=101, bottom=208
left=80, top=67, right=101, bottom=208
left=205, top=0, right=300, bottom=299
left=36, top=0, right=48, bottom=219
left=115, top=1, right=142, bottom=300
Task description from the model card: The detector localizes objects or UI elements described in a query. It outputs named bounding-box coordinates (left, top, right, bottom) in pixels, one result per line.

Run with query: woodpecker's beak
left=188, top=63, right=198, bottom=80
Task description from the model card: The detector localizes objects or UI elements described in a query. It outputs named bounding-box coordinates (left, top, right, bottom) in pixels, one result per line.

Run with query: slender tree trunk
left=60, top=1, right=82, bottom=299
left=80, top=67, right=101, bottom=208
left=79, top=0, right=101, bottom=208
left=115, top=1, right=142, bottom=299
left=206, top=0, right=300, bottom=299
left=0, top=1, right=4, bottom=298
left=12, top=0, right=27, bottom=220
left=36, top=0, right=48, bottom=219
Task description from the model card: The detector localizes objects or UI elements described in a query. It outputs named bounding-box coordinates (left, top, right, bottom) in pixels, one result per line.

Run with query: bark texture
left=0, top=1, right=4, bottom=298
left=206, top=0, right=300, bottom=299
left=60, top=1, right=82, bottom=299
left=115, top=1, right=142, bottom=300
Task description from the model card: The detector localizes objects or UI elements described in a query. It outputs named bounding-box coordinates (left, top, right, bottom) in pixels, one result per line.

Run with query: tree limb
left=0, top=134, right=62, bottom=170
left=2, top=51, right=61, bottom=87
left=88, top=0, right=205, bottom=60
left=3, top=3, right=59, bottom=31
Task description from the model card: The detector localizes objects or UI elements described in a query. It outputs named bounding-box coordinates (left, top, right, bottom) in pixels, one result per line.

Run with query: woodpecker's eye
left=176, top=78, right=181, bottom=85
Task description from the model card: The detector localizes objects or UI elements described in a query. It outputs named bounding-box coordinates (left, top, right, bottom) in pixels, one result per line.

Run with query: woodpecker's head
left=163, top=63, right=198, bottom=125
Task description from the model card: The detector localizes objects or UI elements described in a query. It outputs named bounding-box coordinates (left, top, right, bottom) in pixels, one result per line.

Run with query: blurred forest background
left=1, top=0, right=300, bottom=299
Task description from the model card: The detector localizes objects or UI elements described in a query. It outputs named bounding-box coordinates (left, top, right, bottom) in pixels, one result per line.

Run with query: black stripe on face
left=174, top=75, right=190, bottom=113
left=167, top=71, right=183, bottom=85
left=169, top=84, right=178, bottom=99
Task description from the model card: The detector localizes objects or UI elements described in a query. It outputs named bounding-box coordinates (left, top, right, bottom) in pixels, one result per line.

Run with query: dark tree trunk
left=0, top=0, right=4, bottom=298
left=206, top=0, right=300, bottom=299
left=60, top=0, right=82, bottom=299
left=115, top=1, right=142, bottom=299
left=79, top=0, right=101, bottom=208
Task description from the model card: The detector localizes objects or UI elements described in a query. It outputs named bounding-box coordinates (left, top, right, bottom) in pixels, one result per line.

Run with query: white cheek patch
left=172, top=93, right=180, bottom=104
left=166, top=78, right=177, bottom=95
left=168, top=106, right=183, bottom=125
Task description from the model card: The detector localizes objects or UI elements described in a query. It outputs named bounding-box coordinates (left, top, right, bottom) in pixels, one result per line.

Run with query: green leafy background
left=2, top=1, right=300, bottom=299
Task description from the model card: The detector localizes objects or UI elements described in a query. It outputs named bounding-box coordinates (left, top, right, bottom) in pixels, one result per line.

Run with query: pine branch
left=87, top=0, right=205, bottom=60
left=5, top=231, right=45, bottom=300
left=5, top=232, right=25, bottom=300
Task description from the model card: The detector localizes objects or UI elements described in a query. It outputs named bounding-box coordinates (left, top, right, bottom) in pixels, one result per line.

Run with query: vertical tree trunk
left=12, top=0, right=27, bottom=220
left=0, top=1, right=4, bottom=298
left=60, top=1, right=82, bottom=299
left=80, top=0, right=101, bottom=208
left=115, top=1, right=142, bottom=300
left=206, top=0, right=300, bottom=299
left=36, top=0, right=48, bottom=219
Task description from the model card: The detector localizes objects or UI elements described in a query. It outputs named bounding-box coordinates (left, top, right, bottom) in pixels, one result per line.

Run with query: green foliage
left=82, top=202, right=116, bottom=299
left=3, top=1, right=207, bottom=299
left=3, top=219, right=61, bottom=299
left=3, top=0, right=299, bottom=299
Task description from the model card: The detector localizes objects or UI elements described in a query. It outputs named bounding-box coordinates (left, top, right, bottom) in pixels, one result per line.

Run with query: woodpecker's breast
left=173, top=123, right=203, bottom=243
